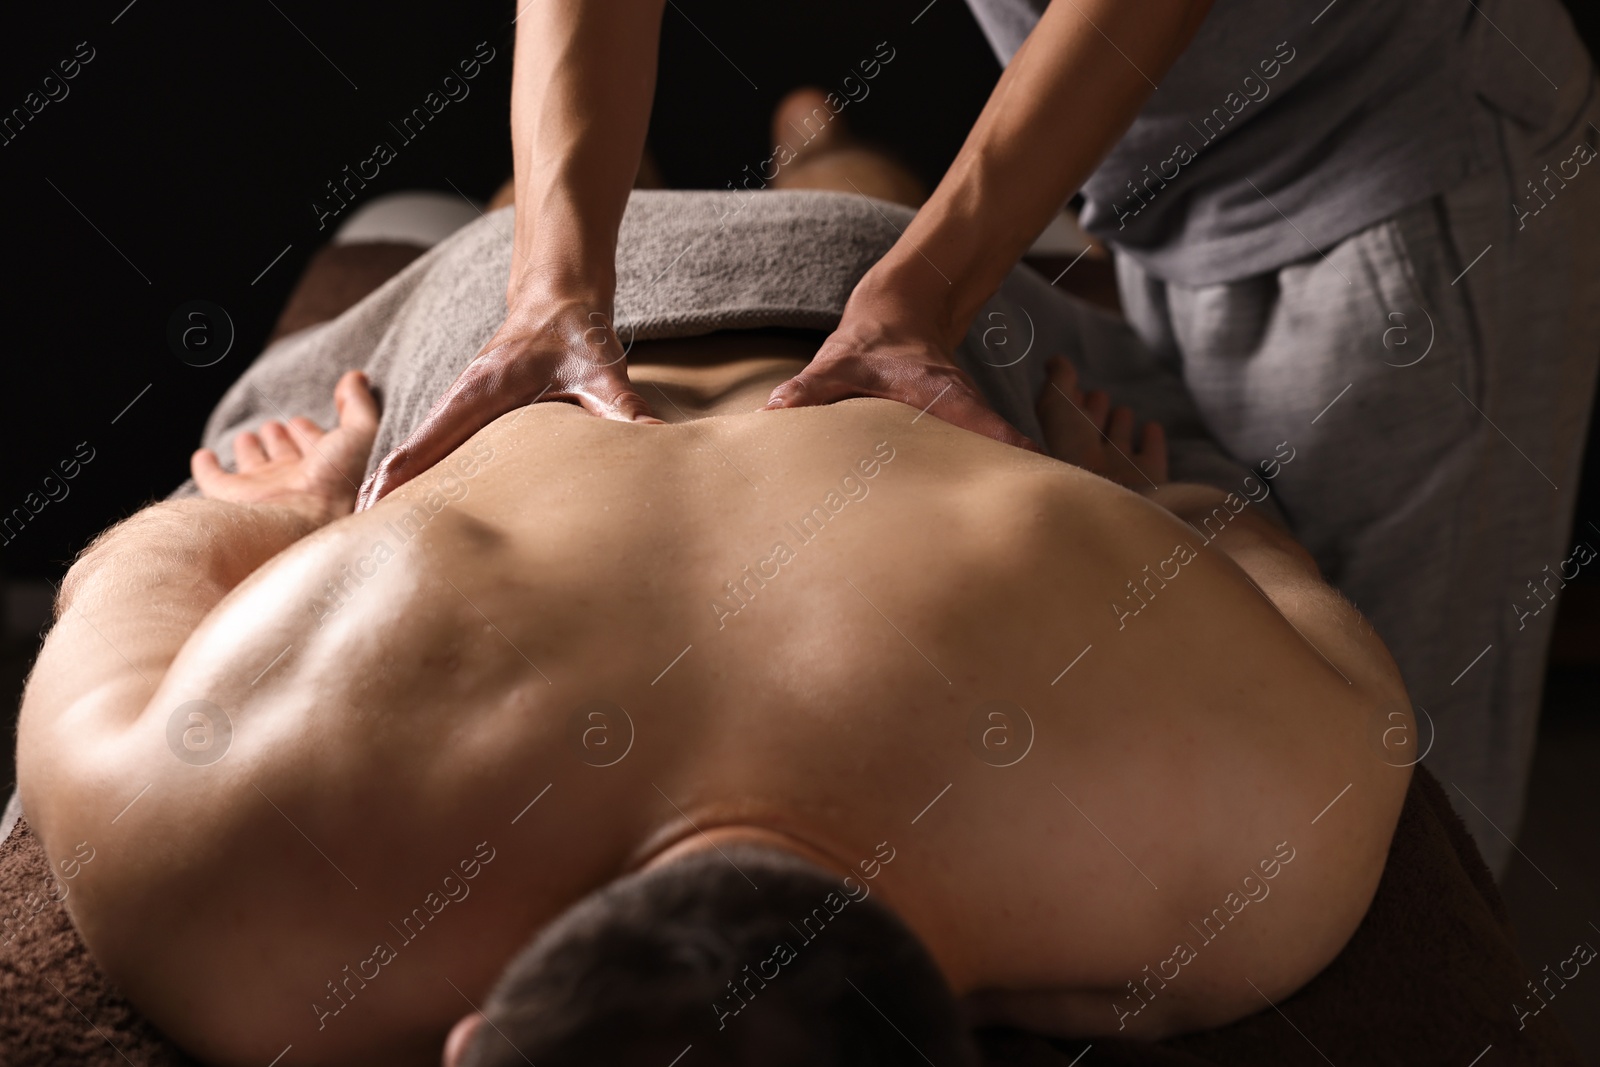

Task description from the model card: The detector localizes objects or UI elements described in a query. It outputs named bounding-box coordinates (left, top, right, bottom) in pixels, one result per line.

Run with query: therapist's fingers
left=768, top=360, right=1042, bottom=453
left=358, top=351, right=660, bottom=510
left=926, top=387, right=1043, bottom=452
left=764, top=368, right=849, bottom=409
left=570, top=381, right=661, bottom=424
left=358, top=379, right=520, bottom=510
left=557, top=314, right=660, bottom=424
left=357, top=353, right=532, bottom=509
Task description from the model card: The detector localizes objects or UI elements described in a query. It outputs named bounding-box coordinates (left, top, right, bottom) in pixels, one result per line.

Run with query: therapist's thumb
left=578, top=384, right=661, bottom=424
left=765, top=370, right=851, bottom=410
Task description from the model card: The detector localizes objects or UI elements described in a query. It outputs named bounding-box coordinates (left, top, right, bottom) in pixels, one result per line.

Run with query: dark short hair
left=461, top=842, right=979, bottom=1066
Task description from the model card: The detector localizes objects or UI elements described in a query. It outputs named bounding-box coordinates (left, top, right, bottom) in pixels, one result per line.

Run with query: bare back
left=26, top=342, right=1409, bottom=1066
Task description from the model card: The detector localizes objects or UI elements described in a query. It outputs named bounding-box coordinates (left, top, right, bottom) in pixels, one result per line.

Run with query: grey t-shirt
left=963, top=0, right=1589, bottom=285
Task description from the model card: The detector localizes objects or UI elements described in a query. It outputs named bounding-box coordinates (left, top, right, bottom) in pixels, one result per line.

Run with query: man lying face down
left=17, top=328, right=1412, bottom=1066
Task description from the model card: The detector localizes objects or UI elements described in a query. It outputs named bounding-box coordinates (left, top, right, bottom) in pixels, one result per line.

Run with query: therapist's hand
left=356, top=304, right=658, bottom=509
left=764, top=286, right=1042, bottom=453
left=762, top=0, right=1207, bottom=455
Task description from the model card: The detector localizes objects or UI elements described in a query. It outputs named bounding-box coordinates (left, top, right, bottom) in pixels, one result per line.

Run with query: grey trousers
left=1113, top=77, right=1600, bottom=876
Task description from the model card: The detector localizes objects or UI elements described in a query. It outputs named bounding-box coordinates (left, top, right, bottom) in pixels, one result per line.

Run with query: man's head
left=444, top=841, right=979, bottom=1067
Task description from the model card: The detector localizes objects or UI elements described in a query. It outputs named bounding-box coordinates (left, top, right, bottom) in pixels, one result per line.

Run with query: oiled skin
left=19, top=336, right=1409, bottom=1066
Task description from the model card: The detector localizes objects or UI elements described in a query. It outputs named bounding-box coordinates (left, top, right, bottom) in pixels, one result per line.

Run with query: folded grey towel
left=174, top=189, right=1260, bottom=503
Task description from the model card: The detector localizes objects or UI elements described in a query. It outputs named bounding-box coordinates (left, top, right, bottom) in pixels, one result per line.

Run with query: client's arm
left=16, top=373, right=376, bottom=846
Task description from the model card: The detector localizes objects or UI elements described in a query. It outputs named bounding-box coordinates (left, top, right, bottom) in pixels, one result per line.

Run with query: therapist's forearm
left=507, top=0, right=667, bottom=315
left=866, top=0, right=1212, bottom=346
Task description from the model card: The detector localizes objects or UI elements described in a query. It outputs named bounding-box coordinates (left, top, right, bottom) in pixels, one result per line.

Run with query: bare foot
left=1036, top=357, right=1168, bottom=489
left=772, top=87, right=853, bottom=164
left=767, top=87, right=926, bottom=207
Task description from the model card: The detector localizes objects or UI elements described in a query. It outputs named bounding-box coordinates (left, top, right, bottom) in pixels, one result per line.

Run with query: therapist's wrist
left=864, top=155, right=1044, bottom=343
left=496, top=293, right=619, bottom=348
left=848, top=260, right=971, bottom=353
left=506, top=199, right=620, bottom=310
left=506, top=261, right=615, bottom=312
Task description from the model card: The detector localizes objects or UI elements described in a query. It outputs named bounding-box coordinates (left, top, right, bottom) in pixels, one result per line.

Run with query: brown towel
left=0, top=768, right=1577, bottom=1066
left=0, top=816, right=196, bottom=1066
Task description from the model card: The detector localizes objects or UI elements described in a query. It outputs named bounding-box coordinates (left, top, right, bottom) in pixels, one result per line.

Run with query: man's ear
left=442, top=1013, right=485, bottom=1066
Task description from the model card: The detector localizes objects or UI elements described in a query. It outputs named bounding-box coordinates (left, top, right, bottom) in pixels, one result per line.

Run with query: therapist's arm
left=766, top=0, right=1213, bottom=444
left=358, top=0, right=667, bottom=508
